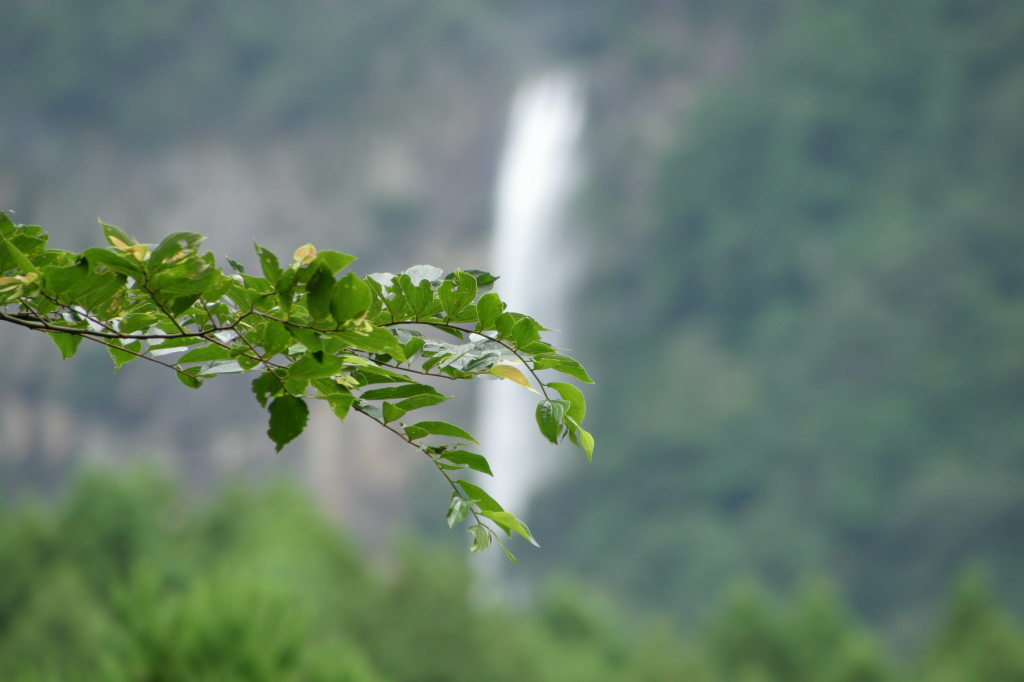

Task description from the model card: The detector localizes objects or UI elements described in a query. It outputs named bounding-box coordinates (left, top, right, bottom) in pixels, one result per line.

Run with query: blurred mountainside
left=7, top=471, right=1024, bottom=682
left=531, top=0, right=1024, bottom=649
left=3, top=0, right=1024, bottom=654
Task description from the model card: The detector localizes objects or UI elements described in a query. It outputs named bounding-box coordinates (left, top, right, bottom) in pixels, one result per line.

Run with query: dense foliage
left=0, top=0, right=502, bottom=138
left=534, top=0, right=1024, bottom=640
left=0, top=215, right=594, bottom=562
left=0, top=0, right=699, bottom=140
left=3, top=471, right=1024, bottom=681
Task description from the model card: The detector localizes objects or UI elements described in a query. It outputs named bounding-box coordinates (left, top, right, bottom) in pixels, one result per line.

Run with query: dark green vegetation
left=0, top=0, right=706, bottom=141
left=3, top=471, right=1024, bottom=682
left=4, top=0, right=1024, bottom=661
left=0, top=0, right=501, bottom=139
left=533, top=0, right=1024, bottom=645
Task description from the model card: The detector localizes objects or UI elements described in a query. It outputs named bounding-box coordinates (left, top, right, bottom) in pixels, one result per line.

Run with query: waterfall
left=476, top=71, right=586, bottom=524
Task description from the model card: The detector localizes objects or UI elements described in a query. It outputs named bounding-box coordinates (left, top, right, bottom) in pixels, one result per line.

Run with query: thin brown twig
left=356, top=409, right=491, bottom=533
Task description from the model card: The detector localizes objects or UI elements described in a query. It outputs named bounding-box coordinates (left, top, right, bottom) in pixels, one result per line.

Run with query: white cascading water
left=476, top=71, right=586, bottom=529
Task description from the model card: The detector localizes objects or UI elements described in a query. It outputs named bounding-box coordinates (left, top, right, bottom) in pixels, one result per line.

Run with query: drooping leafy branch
left=0, top=213, right=594, bottom=562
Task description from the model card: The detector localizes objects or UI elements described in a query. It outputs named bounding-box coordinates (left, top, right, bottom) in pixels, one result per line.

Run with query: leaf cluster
left=0, top=214, right=595, bottom=562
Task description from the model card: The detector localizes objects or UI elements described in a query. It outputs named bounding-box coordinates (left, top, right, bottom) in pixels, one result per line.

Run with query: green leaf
left=495, top=312, right=516, bottom=340
left=402, top=336, right=426, bottom=363
left=276, top=266, right=299, bottom=316
left=239, top=273, right=272, bottom=293
left=447, top=492, right=470, bottom=528
left=511, top=316, right=541, bottom=348
left=437, top=279, right=456, bottom=317
left=310, top=377, right=347, bottom=395
left=548, top=381, right=586, bottom=425
left=40, top=262, right=88, bottom=300
left=259, top=320, right=292, bottom=356
left=9, top=225, right=49, bottom=259
left=287, top=325, right=322, bottom=355
left=361, top=384, right=438, bottom=401
left=410, top=421, right=478, bottom=444
left=456, top=269, right=498, bottom=293
left=334, top=326, right=406, bottom=361
left=438, top=269, right=478, bottom=320
left=237, top=355, right=260, bottom=371
left=330, top=272, right=373, bottom=325
left=255, top=243, right=282, bottom=286
left=267, top=395, right=309, bottom=452
left=456, top=269, right=478, bottom=305
left=201, top=274, right=234, bottom=302
left=437, top=462, right=469, bottom=471
left=74, top=270, right=127, bottom=319
left=329, top=394, right=356, bottom=421
left=120, top=313, right=158, bottom=335
left=149, top=231, right=205, bottom=269
left=475, top=292, right=505, bottom=331
left=48, top=332, right=83, bottom=359
left=468, top=525, right=491, bottom=552
left=397, top=274, right=433, bottom=317
left=178, top=345, right=234, bottom=364
left=533, top=354, right=595, bottom=383
left=536, top=399, right=570, bottom=444
left=177, top=368, right=203, bottom=389
left=319, top=250, right=357, bottom=275
left=579, top=426, right=595, bottom=461
left=288, top=354, right=343, bottom=381
left=436, top=326, right=464, bottom=341
left=100, top=220, right=135, bottom=248
left=169, top=294, right=203, bottom=316
left=305, top=262, right=335, bottom=320
left=0, top=212, right=14, bottom=239
left=352, top=365, right=415, bottom=385
left=457, top=480, right=503, bottom=513
left=403, top=425, right=430, bottom=440
left=395, top=393, right=449, bottom=411
left=481, top=510, right=540, bottom=547
left=81, top=248, right=142, bottom=278
left=108, top=340, right=142, bottom=371
left=0, top=234, right=42, bottom=276
left=382, top=402, right=406, bottom=424
left=520, top=341, right=554, bottom=355
left=448, top=304, right=478, bottom=324
left=441, top=451, right=492, bottom=476
left=494, top=534, right=519, bottom=565
left=252, top=372, right=282, bottom=408
left=152, top=261, right=220, bottom=297
left=226, top=258, right=245, bottom=274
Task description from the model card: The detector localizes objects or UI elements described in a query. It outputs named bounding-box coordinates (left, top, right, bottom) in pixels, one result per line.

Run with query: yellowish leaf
left=490, top=364, right=539, bottom=393
left=126, top=244, right=149, bottom=261
left=293, top=243, right=317, bottom=265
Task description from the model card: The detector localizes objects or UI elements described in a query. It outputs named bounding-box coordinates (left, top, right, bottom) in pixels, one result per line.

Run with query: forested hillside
left=4, top=472, right=1024, bottom=682
left=532, top=0, right=1024, bottom=646
left=3, top=0, right=1024, bottom=658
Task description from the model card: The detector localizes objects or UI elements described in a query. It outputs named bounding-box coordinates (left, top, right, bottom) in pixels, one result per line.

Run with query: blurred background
left=2, top=0, right=1024, bottom=679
